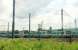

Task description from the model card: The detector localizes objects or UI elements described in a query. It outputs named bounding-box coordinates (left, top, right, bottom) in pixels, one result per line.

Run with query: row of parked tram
left=0, top=30, right=78, bottom=38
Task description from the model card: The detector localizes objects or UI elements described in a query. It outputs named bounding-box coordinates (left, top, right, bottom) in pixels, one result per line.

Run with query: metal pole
left=12, top=0, right=15, bottom=39
left=7, top=22, right=9, bottom=38
left=29, top=13, right=31, bottom=33
left=7, top=22, right=9, bottom=33
left=61, top=8, right=64, bottom=34
left=75, top=17, right=77, bottom=30
left=29, top=13, right=31, bottom=38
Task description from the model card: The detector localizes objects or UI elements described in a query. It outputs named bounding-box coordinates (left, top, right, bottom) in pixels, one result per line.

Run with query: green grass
left=0, top=38, right=78, bottom=50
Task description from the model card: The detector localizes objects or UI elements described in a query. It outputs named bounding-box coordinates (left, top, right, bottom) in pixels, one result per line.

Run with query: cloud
left=14, top=0, right=78, bottom=30
left=0, top=0, right=78, bottom=31
left=66, top=0, right=78, bottom=7
left=15, top=0, right=53, bottom=19
left=0, top=0, right=12, bottom=23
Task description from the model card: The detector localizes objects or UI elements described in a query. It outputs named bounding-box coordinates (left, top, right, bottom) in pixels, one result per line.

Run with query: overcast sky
left=0, top=0, right=78, bottom=31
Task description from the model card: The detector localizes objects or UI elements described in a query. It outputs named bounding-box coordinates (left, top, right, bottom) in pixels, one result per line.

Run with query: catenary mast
left=12, top=0, right=15, bottom=39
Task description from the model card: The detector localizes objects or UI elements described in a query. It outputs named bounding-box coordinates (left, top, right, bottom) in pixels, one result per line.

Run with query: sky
left=0, top=0, right=78, bottom=31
